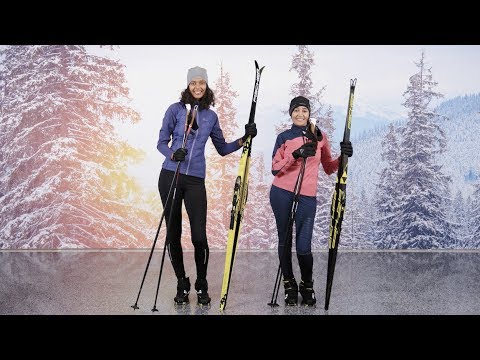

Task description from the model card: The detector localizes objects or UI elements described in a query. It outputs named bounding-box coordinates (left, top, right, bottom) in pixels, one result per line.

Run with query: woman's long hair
left=306, top=119, right=321, bottom=144
left=180, top=85, right=215, bottom=110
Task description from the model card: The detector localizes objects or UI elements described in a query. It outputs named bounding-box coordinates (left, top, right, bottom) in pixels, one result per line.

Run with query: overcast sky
left=90, top=45, right=480, bottom=112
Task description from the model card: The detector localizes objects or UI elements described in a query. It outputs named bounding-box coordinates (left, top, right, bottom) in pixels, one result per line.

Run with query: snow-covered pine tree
left=0, top=45, right=155, bottom=249
left=449, top=190, right=469, bottom=248
left=241, top=152, right=276, bottom=249
left=277, top=45, right=335, bottom=137
left=373, top=123, right=403, bottom=248
left=205, top=64, right=240, bottom=249
left=312, top=103, right=338, bottom=250
left=470, top=183, right=480, bottom=248
left=394, top=50, right=455, bottom=249
left=341, top=188, right=375, bottom=249
left=462, top=195, right=474, bottom=248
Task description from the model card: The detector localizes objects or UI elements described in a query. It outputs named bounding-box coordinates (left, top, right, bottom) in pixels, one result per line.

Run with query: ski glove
left=292, top=142, right=316, bottom=159
left=340, top=141, right=353, bottom=157
left=171, top=148, right=188, bottom=162
left=242, top=123, right=258, bottom=142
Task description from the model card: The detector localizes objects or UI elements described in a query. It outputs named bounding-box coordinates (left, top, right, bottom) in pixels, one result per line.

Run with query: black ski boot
left=174, top=277, right=190, bottom=304
left=299, top=280, right=316, bottom=306
left=195, top=278, right=211, bottom=306
left=283, top=278, right=298, bottom=306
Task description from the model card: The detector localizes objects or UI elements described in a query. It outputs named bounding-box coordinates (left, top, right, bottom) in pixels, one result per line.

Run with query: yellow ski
left=219, top=61, right=264, bottom=311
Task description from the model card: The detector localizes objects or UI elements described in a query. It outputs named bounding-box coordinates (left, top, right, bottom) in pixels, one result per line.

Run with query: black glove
left=340, top=141, right=353, bottom=157
left=292, top=142, right=316, bottom=159
left=242, top=123, right=257, bottom=142
left=171, top=148, right=188, bottom=162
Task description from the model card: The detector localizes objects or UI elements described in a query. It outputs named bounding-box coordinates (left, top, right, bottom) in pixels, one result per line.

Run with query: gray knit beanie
left=187, top=66, right=208, bottom=85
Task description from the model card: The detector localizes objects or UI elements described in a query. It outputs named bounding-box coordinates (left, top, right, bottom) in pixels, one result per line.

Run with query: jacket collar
left=291, top=123, right=308, bottom=133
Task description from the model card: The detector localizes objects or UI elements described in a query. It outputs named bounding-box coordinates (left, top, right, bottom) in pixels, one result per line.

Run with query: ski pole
left=151, top=104, right=198, bottom=312
left=268, top=157, right=306, bottom=307
left=130, top=104, right=195, bottom=311
left=130, top=161, right=180, bottom=311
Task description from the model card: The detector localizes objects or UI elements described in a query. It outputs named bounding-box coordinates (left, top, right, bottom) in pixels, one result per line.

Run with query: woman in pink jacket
left=270, top=96, right=353, bottom=306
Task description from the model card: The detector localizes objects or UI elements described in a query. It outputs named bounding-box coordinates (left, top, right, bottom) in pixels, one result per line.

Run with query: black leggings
left=158, top=168, right=209, bottom=280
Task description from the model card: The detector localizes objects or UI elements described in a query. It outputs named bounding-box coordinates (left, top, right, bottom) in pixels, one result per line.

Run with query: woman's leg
left=158, top=169, right=186, bottom=279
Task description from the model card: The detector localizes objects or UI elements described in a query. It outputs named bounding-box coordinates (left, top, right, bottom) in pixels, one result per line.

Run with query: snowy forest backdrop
left=1, top=45, right=479, bottom=250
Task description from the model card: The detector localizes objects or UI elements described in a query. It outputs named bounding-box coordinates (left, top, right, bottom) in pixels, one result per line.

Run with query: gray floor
left=0, top=250, right=479, bottom=315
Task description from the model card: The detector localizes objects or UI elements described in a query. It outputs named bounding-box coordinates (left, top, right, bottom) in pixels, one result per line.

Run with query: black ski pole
left=130, top=161, right=180, bottom=310
left=268, top=157, right=307, bottom=307
left=130, top=104, right=195, bottom=311
left=151, top=104, right=198, bottom=312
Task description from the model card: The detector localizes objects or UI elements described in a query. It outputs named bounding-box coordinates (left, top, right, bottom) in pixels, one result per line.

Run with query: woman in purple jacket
left=270, top=96, right=353, bottom=306
left=157, top=66, right=257, bottom=306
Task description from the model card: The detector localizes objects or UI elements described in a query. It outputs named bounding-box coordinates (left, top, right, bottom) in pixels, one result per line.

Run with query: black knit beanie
left=289, top=96, right=311, bottom=116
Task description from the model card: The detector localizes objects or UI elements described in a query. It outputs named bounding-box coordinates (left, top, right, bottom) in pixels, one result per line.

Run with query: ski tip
left=186, top=103, right=191, bottom=111
left=254, top=60, right=265, bottom=73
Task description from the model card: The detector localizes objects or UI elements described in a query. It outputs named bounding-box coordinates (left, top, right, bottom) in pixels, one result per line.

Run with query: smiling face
left=188, top=77, right=207, bottom=100
left=291, top=106, right=310, bottom=127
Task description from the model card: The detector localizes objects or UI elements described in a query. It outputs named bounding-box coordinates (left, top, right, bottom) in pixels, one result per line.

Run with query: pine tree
left=360, top=190, right=377, bottom=249
left=0, top=45, right=156, bottom=249
left=241, top=152, right=276, bottom=249
left=463, top=195, right=473, bottom=248
left=342, top=188, right=375, bottom=249
left=394, top=50, right=454, bottom=249
left=470, top=183, right=480, bottom=247
left=205, top=64, right=240, bottom=249
left=277, top=45, right=335, bottom=136
left=450, top=190, right=468, bottom=248
left=373, top=123, right=403, bottom=248
left=312, top=103, right=337, bottom=250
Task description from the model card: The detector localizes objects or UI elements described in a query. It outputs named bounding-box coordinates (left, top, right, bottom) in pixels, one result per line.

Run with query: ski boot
left=283, top=278, right=298, bottom=306
left=299, top=280, right=316, bottom=306
left=195, top=278, right=211, bottom=306
left=174, top=277, right=190, bottom=304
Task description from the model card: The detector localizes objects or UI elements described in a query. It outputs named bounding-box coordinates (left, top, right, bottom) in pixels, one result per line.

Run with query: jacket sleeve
left=156, top=105, right=176, bottom=159
left=271, top=135, right=296, bottom=176
left=320, top=133, right=340, bottom=175
left=210, top=116, right=242, bottom=156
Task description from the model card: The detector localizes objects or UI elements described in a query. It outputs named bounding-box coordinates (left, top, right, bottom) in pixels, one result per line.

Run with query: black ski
left=324, top=79, right=357, bottom=311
